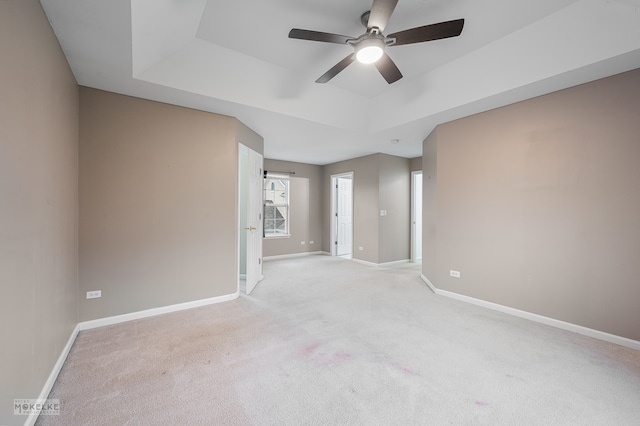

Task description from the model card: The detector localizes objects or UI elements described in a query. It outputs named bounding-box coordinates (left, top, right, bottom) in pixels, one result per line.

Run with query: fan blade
left=375, top=53, right=403, bottom=84
left=289, top=28, right=353, bottom=45
left=367, top=0, right=398, bottom=32
left=316, top=54, right=356, bottom=83
left=388, top=19, right=464, bottom=46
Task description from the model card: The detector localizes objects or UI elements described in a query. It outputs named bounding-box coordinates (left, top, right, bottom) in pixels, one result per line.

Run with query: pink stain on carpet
left=302, top=342, right=353, bottom=366
left=335, top=352, right=353, bottom=360
left=475, top=401, right=489, bottom=406
left=303, top=342, right=322, bottom=356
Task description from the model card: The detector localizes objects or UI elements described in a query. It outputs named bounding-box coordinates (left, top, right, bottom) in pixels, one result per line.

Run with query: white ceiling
left=41, top=0, right=640, bottom=165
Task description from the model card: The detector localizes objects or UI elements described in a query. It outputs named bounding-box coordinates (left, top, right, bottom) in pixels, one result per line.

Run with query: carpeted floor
left=38, top=255, right=640, bottom=425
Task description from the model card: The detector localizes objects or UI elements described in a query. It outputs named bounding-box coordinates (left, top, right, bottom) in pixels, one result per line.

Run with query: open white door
left=335, top=175, right=353, bottom=256
left=246, top=148, right=263, bottom=294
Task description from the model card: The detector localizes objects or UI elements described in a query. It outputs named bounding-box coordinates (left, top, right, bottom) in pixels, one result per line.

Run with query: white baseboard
left=420, top=274, right=438, bottom=293
left=352, top=258, right=411, bottom=268
left=419, top=275, right=640, bottom=351
left=350, top=258, right=378, bottom=267
left=380, top=259, right=410, bottom=267
left=24, top=324, right=81, bottom=426
left=263, top=251, right=325, bottom=261
left=79, top=292, right=239, bottom=331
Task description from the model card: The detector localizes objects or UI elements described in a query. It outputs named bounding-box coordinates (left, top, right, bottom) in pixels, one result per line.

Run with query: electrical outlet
left=358, top=246, right=364, bottom=251
left=301, top=241, right=305, bottom=245
left=450, top=270, right=461, bottom=278
left=86, top=290, right=101, bottom=299
left=309, top=240, right=314, bottom=244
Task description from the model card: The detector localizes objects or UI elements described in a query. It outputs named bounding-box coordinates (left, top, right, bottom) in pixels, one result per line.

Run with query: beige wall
left=378, top=154, right=411, bottom=263
left=424, top=68, right=640, bottom=341
left=263, top=160, right=323, bottom=257
left=422, top=131, right=438, bottom=282
left=0, top=0, right=79, bottom=424
left=409, top=156, right=422, bottom=172
left=239, top=148, right=249, bottom=275
left=79, top=88, right=240, bottom=321
left=236, top=121, right=264, bottom=155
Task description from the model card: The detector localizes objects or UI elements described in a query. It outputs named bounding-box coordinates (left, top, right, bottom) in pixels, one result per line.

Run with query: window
left=264, top=174, right=289, bottom=237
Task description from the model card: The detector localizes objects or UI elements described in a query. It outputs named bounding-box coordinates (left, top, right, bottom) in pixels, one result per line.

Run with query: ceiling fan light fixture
left=355, top=38, right=385, bottom=64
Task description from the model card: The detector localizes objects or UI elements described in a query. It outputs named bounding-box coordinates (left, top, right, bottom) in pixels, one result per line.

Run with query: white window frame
left=263, top=173, right=290, bottom=238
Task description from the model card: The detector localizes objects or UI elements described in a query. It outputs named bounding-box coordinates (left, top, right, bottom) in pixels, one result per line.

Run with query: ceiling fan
left=288, top=0, right=464, bottom=85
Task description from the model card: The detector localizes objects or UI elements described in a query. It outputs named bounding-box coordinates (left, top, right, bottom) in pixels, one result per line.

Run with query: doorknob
left=243, top=226, right=256, bottom=231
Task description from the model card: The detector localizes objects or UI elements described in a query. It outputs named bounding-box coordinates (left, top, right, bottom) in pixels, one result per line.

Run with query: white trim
left=351, top=258, right=411, bottom=268
left=264, top=174, right=290, bottom=237
left=263, top=234, right=291, bottom=239
left=263, top=251, right=324, bottom=261
left=419, top=275, right=640, bottom=351
left=25, top=324, right=81, bottom=426
left=78, top=292, right=238, bottom=331
left=380, top=259, right=410, bottom=267
left=420, top=274, right=438, bottom=293
left=350, top=258, right=379, bottom=267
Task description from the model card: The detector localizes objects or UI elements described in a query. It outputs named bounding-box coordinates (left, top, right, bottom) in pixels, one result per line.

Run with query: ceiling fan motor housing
left=360, top=11, right=371, bottom=27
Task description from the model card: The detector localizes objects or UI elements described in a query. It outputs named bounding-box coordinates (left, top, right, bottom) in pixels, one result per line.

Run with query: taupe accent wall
left=323, top=154, right=410, bottom=264
left=0, top=0, right=79, bottom=424
left=79, top=88, right=246, bottom=321
left=263, top=160, right=323, bottom=257
left=423, top=68, right=640, bottom=341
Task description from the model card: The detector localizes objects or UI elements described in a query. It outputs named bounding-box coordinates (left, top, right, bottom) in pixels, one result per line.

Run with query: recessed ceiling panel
left=41, top=0, right=640, bottom=165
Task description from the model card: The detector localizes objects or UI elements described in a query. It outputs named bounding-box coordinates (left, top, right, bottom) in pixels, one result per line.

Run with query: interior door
left=246, top=148, right=263, bottom=294
left=336, top=176, right=353, bottom=256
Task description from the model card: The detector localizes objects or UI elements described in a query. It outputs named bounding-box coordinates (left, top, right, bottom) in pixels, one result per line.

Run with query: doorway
left=411, top=171, right=423, bottom=263
left=331, top=172, right=353, bottom=257
left=238, top=144, right=264, bottom=294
